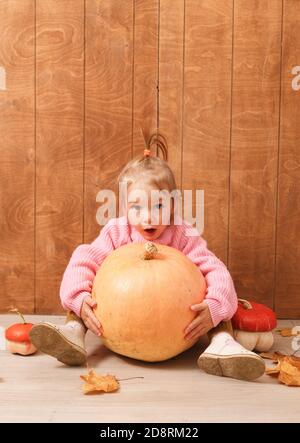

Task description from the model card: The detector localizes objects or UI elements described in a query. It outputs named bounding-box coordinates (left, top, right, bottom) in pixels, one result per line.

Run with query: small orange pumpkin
left=92, top=242, right=207, bottom=362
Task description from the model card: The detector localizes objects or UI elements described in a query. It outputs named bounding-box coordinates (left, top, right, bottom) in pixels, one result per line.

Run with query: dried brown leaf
left=80, top=369, right=119, bottom=394
left=265, top=362, right=281, bottom=375
left=278, top=357, right=300, bottom=386
left=276, top=328, right=299, bottom=337
left=265, top=356, right=300, bottom=386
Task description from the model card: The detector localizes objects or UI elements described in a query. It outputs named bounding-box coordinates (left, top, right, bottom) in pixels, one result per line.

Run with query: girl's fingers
left=87, top=311, right=102, bottom=335
left=84, top=304, right=101, bottom=328
left=184, top=316, right=202, bottom=335
left=85, top=296, right=97, bottom=308
left=82, top=305, right=102, bottom=335
left=190, top=302, right=207, bottom=312
left=87, top=322, right=99, bottom=336
left=85, top=317, right=101, bottom=336
left=185, top=326, right=206, bottom=341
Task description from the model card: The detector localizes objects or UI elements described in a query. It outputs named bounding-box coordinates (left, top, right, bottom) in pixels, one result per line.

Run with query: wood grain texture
left=228, top=0, right=282, bottom=307
left=0, top=0, right=35, bottom=313
left=35, top=0, right=84, bottom=313
left=84, top=0, right=133, bottom=243
left=1, top=0, right=300, bottom=316
left=183, top=0, right=233, bottom=263
left=159, top=0, right=184, bottom=187
left=275, top=0, right=300, bottom=317
left=132, top=0, right=159, bottom=155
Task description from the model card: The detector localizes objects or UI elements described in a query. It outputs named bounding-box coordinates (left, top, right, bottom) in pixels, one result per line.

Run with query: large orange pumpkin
left=92, top=242, right=207, bottom=362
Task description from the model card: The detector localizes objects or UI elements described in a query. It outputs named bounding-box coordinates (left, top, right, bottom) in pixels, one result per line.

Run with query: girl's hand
left=80, top=295, right=102, bottom=336
left=184, top=301, right=214, bottom=341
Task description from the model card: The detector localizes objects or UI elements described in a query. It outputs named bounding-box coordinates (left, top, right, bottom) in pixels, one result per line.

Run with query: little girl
left=30, top=147, right=265, bottom=381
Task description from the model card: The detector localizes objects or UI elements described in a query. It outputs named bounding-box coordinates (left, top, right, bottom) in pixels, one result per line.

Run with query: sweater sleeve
left=59, top=221, right=117, bottom=316
left=179, top=224, right=238, bottom=327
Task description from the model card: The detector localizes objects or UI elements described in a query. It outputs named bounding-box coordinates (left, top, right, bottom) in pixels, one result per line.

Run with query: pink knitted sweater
left=60, top=217, right=238, bottom=326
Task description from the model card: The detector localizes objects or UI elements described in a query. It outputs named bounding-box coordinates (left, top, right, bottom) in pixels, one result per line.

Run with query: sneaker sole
left=29, top=323, right=87, bottom=367
left=197, top=353, right=265, bottom=381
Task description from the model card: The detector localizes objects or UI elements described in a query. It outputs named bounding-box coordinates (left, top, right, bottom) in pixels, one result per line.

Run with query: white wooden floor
left=0, top=315, right=299, bottom=423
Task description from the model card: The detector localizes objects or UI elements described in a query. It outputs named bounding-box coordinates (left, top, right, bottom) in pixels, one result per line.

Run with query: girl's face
left=126, top=181, right=171, bottom=241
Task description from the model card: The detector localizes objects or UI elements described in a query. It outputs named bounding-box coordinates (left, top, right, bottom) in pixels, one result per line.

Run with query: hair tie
left=143, top=148, right=151, bottom=157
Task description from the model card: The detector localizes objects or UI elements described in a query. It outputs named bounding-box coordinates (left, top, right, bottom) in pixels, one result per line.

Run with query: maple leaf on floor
left=80, top=370, right=119, bottom=394
left=80, top=369, right=144, bottom=395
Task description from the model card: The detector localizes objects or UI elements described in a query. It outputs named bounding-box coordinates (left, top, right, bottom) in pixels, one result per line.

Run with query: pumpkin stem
left=238, top=298, right=252, bottom=310
left=142, top=242, right=158, bottom=260
left=9, top=307, right=26, bottom=324
left=117, top=376, right=144, bottom=381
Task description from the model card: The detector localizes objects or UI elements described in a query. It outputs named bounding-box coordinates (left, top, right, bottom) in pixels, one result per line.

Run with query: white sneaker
left=29, top=321, right=87, bottom=366
left=197, top=332, right=265, bottom=381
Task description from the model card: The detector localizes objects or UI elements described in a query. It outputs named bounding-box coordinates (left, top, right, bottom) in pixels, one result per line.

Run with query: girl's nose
left=140, top=209, right=151, bottom=225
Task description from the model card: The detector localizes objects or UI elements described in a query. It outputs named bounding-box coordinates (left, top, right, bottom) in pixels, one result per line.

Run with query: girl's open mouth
left=143, top=227, right=157, bottom=235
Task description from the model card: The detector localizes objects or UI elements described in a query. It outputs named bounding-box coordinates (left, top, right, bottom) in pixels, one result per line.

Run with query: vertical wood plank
left=0, top=0, right=35, bottom=313
left=132, top=0, right=159, bottom=154
left=228, top=0, right=282, bottom=307
left=159, top=0, right=184, bottom=187
left=276, top=0, right=300, bottom=317
left=36, top=0, right=84, bottom=313
left=183, top=0, right=233, bottom=263
left=85, top=0, right=133, bottom=243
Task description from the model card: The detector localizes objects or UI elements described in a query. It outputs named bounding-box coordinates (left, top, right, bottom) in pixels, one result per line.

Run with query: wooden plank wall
left=85, top=0, right=133, bottom=244
left=159, top=0, right=184, bottom=186
left=276, top=0, right=300, bottom=317
left=0, top=0, right=35, bottom=313
left=35, top=0, right=84, bottom=313
left=228, top=1, right=282, bottom=308
left=0, top=0, right=299, bottom=318
left=183, top=0, right=233, bottom=264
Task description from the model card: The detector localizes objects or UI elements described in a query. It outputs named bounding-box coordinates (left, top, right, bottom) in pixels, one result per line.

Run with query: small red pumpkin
left=232, top=299, right=277, bottom=352
left=232, top=299, right=277, bottom=332
left=5, top=309, right=37, bottom=356
left=5, top=323, right=33, bottom=342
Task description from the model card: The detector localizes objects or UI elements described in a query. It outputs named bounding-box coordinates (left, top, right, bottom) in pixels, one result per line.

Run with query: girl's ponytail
left=118, top=128, right=175, bottom=192
left=140, top=128, right=168, bottom=161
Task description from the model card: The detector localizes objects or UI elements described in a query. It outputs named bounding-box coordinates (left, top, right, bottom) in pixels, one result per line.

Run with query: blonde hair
left=118, top=132, right=176, bottom=191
